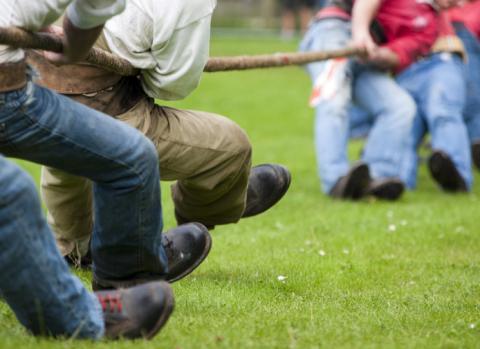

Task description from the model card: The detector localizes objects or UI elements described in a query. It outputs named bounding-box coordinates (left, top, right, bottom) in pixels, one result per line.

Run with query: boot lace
left=97, top=293, right=123, bottom=313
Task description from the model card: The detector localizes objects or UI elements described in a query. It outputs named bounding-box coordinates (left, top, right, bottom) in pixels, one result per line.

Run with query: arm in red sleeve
left=382, top=27, right=438, bottom=72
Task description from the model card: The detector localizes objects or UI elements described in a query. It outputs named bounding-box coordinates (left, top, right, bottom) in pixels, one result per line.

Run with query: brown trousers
left=41, top=96, right=252, bottom=257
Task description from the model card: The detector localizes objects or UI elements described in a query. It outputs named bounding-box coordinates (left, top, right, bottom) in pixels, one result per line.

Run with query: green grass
left=2, top=36, right=480, bottom=348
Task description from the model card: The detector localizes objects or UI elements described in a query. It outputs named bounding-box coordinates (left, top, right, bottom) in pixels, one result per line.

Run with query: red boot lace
left=97, top=293, right=123, bottom=313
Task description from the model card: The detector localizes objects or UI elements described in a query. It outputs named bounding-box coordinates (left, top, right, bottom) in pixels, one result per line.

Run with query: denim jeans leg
left=418, top=55, right=471, bottom=188
left=396, top=58, right=431, bottom=188
left=0, top=155, right=103, bottom=338
left=300, top=19, right=354, bottom=193
left=397, top=54, right=471, bottom=188
left=465, top=96, right=480, bottom=143
left=456, top=26, right=480, bottom=143
left=348, top=104, right=373, bottom=139
left=465, top=94, right=480, bottom=143
left=354, top=67, right=416, bottom=180
left=0, top=83, right=166, bottom=281
left=400, top=113, right=427, bottom=189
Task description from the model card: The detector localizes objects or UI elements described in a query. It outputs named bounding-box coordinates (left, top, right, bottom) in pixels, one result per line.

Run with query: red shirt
left=317, top=0, right=439, bottom=72
left=448, top=1, right=480, bottom=39
left=437, top=12, right=456, bottom=37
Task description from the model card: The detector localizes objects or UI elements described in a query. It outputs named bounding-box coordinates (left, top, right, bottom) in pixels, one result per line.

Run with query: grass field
left=2, top=36, right=480, bottom=349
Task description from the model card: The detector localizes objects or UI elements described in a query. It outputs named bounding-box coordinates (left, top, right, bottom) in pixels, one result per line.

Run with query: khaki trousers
left=41, top=97, right=252, bottom=257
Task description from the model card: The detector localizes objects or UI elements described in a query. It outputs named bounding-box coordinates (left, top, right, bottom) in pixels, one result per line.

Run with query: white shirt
left=102, top=0, right=217, bottom=100
left=0, top=0, right=125, bottom=63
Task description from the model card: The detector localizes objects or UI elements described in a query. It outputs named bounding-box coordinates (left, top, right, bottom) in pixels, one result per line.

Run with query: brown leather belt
left=0, top=60, right=27, bottom=93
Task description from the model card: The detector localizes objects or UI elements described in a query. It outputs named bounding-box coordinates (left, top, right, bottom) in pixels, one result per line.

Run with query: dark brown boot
left=242, top=164, right=291, bottom=218
left=162, top=223, right=212, bottom=283
left=428, top=150, right=467, bottom=192
left=472, top=141, right=480, bottom=171
left=96, top=281, right=174, bottom=340
left=92, top=223, right=212, bottom=290
left=329, top=162, right=370, bottom=200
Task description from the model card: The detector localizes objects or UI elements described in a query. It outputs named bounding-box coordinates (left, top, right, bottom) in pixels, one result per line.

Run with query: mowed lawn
left=3, top=36, right=480, bottom=349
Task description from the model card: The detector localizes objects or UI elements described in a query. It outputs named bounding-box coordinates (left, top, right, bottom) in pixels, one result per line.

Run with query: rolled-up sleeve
left=66, top=0, right=126, bottom=29
left=141, top=15, right=212, bottom=100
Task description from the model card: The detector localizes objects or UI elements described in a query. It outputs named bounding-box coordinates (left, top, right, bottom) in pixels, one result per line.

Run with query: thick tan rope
left=0, top=26, right=363, bottom=75
left=0, top=26, right=138, bottom=75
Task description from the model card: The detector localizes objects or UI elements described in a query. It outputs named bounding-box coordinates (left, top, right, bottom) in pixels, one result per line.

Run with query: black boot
left=242, top=164, right=291, bottom=218
left=329, top=162, right=370, bottom=200
left=162, top=222, right=212, bottom=283
left=428, top=150, right=467, bottom=192
left=92, top=223, right=211, bottom=290
left=96, top=281, right=174, bottom=340
left=472, top=141, right=480, bottom=171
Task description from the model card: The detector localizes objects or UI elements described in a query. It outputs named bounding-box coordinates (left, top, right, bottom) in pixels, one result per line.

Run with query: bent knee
left=231, top=123, right=252, bottom=162
left=120, top=132, right=160, bottom=188
left=214, top=116, right=252, bottom=162
left=134, top=135, right=159, bottom=171
left=225, top=127, right=252, bottom=175
left=141, top=137, right=158, bottom=163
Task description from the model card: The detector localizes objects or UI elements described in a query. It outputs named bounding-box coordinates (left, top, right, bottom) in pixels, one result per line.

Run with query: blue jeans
left=396, top=53, right=471, bottom=189
left=455, top=24, right=480, bottom=143
left=0, top=155, right=103, bottom=338
left=300, top=18, right=416, bottom=193
left=0, top=79, right=168, bottom=333
left=348, top=104, right=373, bottom=139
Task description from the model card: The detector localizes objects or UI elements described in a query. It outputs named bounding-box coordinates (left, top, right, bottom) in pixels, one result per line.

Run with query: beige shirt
left=102, top=0, right=217, bottom=100
left=0, top=0, right=125, bottom=63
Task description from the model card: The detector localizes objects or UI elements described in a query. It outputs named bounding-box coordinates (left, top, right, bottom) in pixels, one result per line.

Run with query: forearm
left=43, top=0, right=125, bottom=64
left=62, top=16, right=103, bottom=63
left=352, top=0, right=382, bottom=39
left=383, top=31, right=438, bottom=72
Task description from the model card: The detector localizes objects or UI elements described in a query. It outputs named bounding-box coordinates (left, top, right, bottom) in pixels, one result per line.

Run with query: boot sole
left=166, top=223, right=212, bottom=283
left=428, top=151, right=467, bottom=192
left=144, top=282, right=175, bottom=340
